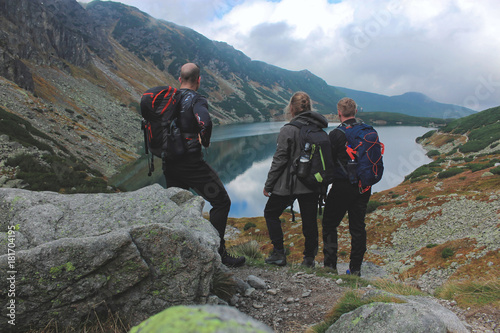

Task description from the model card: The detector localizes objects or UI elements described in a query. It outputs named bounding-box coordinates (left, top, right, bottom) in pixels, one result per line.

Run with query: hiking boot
left=265, top=249, right=286, bottom=266
left=301, top=257, right=315, bottom=268
left=324, top=264, right=338, bottom=275
left=346, top=269, right=361, bottom=277
left=221, top=251, right=246, bottom=268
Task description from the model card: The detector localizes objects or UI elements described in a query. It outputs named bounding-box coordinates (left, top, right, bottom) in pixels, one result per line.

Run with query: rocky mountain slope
left=0, top=0, right=475, bottom=187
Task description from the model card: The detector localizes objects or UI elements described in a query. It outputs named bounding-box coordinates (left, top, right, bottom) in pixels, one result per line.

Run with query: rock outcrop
left=130, top=305, right=273, bottom=333
left=0, top=184, right=220, bottom=331
left=328, top=291, right=469, bottom=333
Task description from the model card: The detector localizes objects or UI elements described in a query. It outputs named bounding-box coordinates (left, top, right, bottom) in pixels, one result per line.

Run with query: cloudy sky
left=100, top=0, right=500, bottom=111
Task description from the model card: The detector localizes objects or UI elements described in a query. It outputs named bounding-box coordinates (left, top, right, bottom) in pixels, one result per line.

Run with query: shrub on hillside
left=467, top=162, right=495, bottom=172
left=437, top=168, right=465, bottom=179
left=491, top=166, right=500, bottom=175
left=366, top=200, right=384, bottom=214
left=405, top=165, right=434, bottom=181
left=441, top=248, right=454, bottom=259
left=459, top=122, right=500, bottom=153
left=244, top=222, right=257, bottom=231
left=427, top=150, right=441, bottom=158
left=416, top=130, right=436, bottom=143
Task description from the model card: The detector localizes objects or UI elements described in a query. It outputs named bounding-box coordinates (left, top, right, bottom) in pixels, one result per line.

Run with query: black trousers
left=163, top=153, right=231, bottom=253
left=322, top=179, right=371, bottom=271
left=264, top=193, right=319, bottom=258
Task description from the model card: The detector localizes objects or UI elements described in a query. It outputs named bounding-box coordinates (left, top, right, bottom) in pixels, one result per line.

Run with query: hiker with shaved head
left=163, top=62, right=245, bottom=268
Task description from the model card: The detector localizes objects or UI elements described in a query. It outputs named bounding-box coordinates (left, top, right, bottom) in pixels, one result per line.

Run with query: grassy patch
left=229, top=240, right=263, bottom=260
left=26, top=307, right=130, bottom=333
left=371, top=278, right=425, bottom=296
left=334, top=274, right=371, bottom=289
left=435, top=277, right=500, bottom=308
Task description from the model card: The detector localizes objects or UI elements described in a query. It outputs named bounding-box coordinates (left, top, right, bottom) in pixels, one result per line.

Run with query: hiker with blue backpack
left=263, top=92, right=334, bottom=268
left=322, top=97, right=384, bottom=276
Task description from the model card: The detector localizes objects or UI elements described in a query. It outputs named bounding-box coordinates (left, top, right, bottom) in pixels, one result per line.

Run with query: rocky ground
left=226, top=263, right=499, bottom=333
left=221, top=180, right=500, bottom=332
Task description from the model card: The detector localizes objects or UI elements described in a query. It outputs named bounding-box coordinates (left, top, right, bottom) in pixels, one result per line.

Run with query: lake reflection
left=111, top=123, right=433, bottom=218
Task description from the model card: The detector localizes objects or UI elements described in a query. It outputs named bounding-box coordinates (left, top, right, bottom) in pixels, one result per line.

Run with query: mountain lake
left=111, top=122, right=433, bottom=218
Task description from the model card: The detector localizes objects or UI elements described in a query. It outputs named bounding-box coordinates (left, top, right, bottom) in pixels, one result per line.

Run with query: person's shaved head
left=180, top=63, right=200, bottom=84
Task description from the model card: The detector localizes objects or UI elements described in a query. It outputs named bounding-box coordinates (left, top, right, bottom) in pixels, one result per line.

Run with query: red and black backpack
left=140, top=86, right=185, bottom=175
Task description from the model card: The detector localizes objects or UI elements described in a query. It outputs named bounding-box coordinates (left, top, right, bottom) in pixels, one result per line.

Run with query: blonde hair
left=337, top=97, right=357, bottom=118
left=286, top=91, right=311, bottom=118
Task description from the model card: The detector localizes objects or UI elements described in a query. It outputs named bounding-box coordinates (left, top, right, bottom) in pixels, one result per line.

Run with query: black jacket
left=329, top=118, right=358, bottom=180
left=177, top=89, right=212, bottom=154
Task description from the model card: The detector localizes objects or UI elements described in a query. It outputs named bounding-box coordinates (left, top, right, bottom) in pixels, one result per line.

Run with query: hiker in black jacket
left=322, top=97, right=371, bottom=276
left=163, top=63, right=245, bottom=268
left=263, top=92, right=328, bottom=268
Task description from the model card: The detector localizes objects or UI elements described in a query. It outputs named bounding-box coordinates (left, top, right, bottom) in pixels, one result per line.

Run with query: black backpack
left=286, top=119, right=334, bottom=217
left=288, top=119, right=335, bottom=191
left=140, top=86, right=186, bottom=176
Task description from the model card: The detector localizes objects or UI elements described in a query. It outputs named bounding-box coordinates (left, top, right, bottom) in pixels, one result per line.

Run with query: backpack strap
left=284, top=157, right=296, bottom=222
left=141, top=118, right=155, bottom=176
left=332, top=126, right=349, bottom=179
left=284, top=119, right=307, bottom=222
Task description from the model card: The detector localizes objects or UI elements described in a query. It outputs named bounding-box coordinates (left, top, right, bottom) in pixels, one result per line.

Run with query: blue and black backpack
left=336, top=120, right=384, bottom=193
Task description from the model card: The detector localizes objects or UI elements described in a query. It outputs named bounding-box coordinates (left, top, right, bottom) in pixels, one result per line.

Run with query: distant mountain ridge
left=1, top=0, right=474, bottom=121
left=336, top=87, right=475, bottom=118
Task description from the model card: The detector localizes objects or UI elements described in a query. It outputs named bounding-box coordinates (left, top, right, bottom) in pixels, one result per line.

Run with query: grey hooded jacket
left=264, top=111, right=329, bottom=196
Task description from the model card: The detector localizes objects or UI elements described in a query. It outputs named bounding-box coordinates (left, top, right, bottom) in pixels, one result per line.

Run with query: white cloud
left=100, top=0, right=500, bottom=110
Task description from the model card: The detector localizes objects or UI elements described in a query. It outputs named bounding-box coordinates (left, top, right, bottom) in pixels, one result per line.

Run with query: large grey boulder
left=327, top=292, right=469, bottom=333
left=0, top=184, right=221, bottom=331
